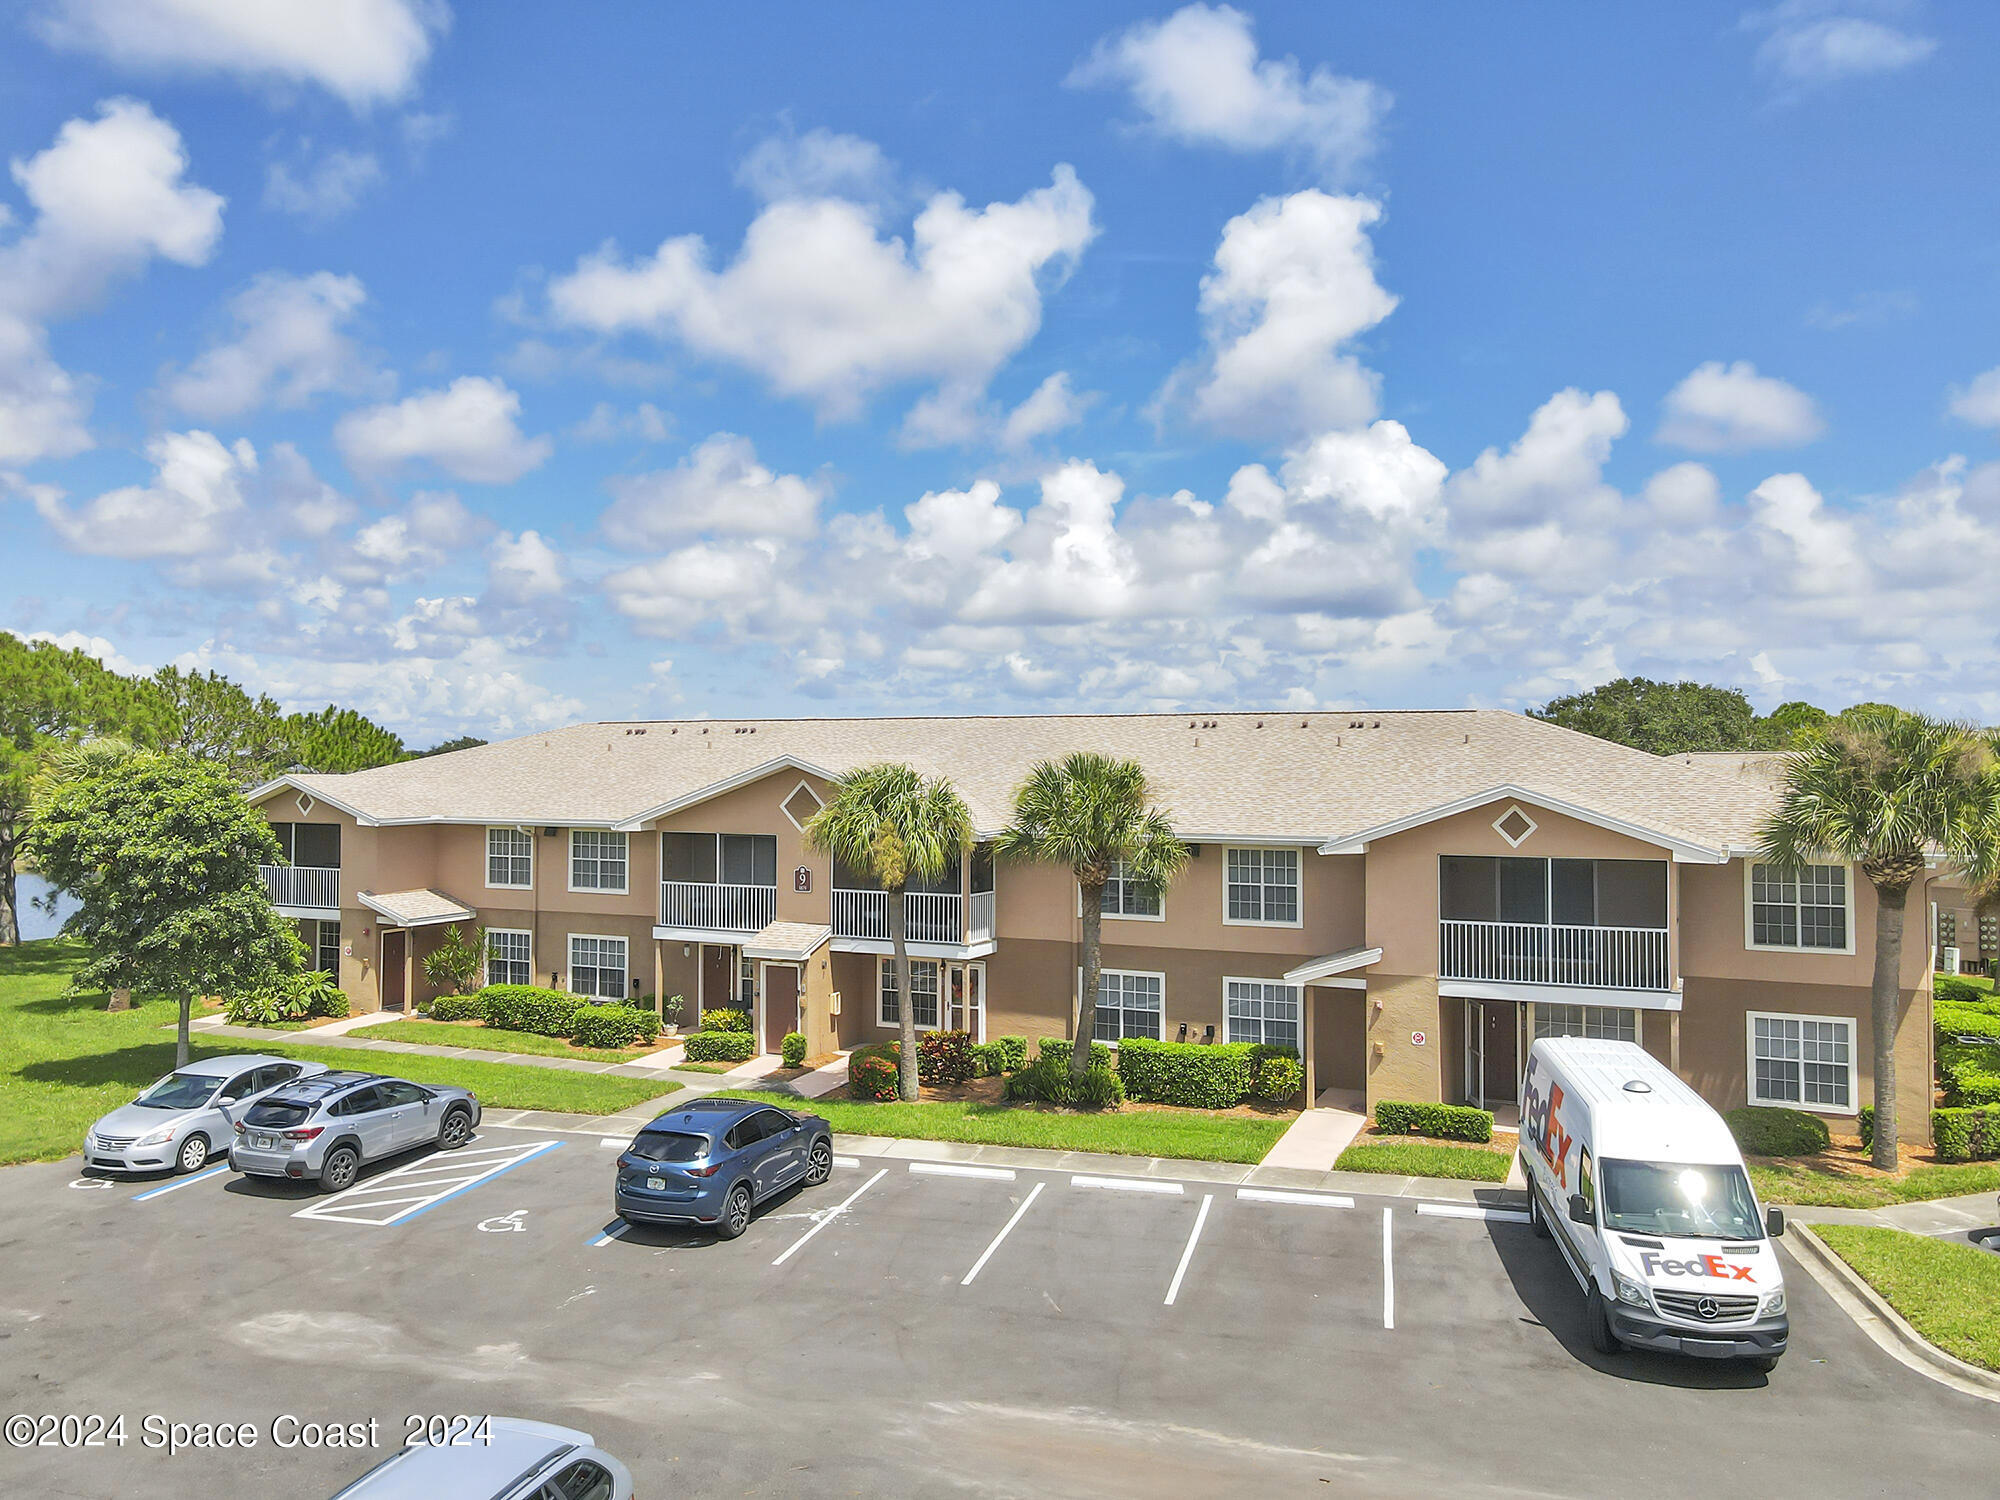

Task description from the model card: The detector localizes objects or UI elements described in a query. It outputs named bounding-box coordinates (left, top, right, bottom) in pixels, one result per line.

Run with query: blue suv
left=614, top=1098, right=834, bottom=1238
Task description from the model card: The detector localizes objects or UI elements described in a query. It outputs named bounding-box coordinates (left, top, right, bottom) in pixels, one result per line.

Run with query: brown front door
left=381, top=930, right=406, bottom=1013
left=763, top=965, right=799, bottom=1054
left=702, top=944, right=736, bottom=1012
left=1482, top=1001, right=1519, bottom=1104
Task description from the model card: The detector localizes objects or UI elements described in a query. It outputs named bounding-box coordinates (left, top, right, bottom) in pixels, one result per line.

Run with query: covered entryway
left=358, top=888, right=478, bottom=1015
left=1463, top=998, right=1521, bottom=1115
left=742, top=921, right=833, bottom=1055
left=1283, top=945, right=1381, bottom=1111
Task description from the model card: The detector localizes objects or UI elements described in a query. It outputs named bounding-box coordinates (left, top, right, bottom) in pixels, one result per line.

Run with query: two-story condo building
left=247, top=710, right=1938, bottom=1133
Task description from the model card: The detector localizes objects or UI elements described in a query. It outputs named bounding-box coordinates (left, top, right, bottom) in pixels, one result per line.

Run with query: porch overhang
left=1283, top=945, right=1382, bottom=988
left=1438, top=977, right=1683, bottom=1011
left=356, top=888, right=477, bottom=928
left=742, top=922, right=832, bottom=963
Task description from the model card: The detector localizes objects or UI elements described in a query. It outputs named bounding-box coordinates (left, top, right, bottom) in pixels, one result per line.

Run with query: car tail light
left=282, top=1127, right=324, bottom=1143
left=233, top=1121, right=246, bottom=1134
left=685, top=1163, right=719, bottom=1177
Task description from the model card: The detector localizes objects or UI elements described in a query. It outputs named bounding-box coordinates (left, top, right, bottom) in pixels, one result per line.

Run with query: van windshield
left=1600, top=1160, right=1763, bottom=1241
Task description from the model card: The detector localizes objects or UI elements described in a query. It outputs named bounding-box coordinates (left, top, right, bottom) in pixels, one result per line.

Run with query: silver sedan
left=84, top=1055, right=326, bottom=1175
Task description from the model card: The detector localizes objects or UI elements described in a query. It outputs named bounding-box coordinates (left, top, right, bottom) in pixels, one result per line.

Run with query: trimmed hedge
left=849, top=1041, right=901, bottom=1101
left=1725, top=1105, right=1832, bottom=1157
left=1373, top=1099, right=1494, bottom=1144
left=993, top=1035, right=1028, bottom=1072
left=683, top=1029, right=755, bottom=1064
left=477, top=984, right=583, bottom=1035
left=1934, top=975, right=1989, bottom=1006
left=1933, top=1105, right=2000, bottom=1162
left=1940, top=1040, right=2000, bottom=1108
left=428, top=992, right=483, bottom=1023
left=701, top=1007, right=753, bottom=1033
left=781, top=1032, right=808, bottom=1068
left=570, top=1004, right=661, bottom=1049
left=1938, top=1000, right=2000, bottom=1047
left=1116, top=1038, right=1255, bottom=1108
left=1250, top=1053, right=1304, bottom=1103
left=969, top=1041, right=1005, bottom=1077
left=1003, top=1054, right=1125, bottom=1108
left=918, top=1029, right=976, bottom=1085
left=1038, top=1035, right=1112, bottom=1068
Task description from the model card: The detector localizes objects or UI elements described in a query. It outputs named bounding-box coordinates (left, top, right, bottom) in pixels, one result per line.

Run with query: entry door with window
left=946, top=962, right=985, bottom=1040
left=1464, top=999, right=1519, bottom=1108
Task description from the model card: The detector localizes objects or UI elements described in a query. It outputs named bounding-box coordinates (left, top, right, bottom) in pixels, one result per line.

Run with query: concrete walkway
left=1788, top=1189, right=2000, bottom=1235
left=199, top=1019, right=710, bottom=1084
left=1261, top=1095, right=1366, bottom=1171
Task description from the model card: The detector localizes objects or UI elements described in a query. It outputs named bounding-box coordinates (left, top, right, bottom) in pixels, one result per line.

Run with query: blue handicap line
left=132, top=1165, right=231, bottom=1202
left=586, top=1219, right=630, bottom=1247
left=389, top=1139, right=565, bottom=1226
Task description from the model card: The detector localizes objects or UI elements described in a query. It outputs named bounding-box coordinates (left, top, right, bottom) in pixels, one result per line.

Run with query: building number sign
left=794, top=865, right=812, bottom=894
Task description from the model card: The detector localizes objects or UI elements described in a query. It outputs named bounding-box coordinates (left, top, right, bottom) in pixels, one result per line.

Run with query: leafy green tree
left=1757, top=701, right=1832, bottom=748
left=27, top=754, right=302, bottom=1067
left=998, top=752, right=1190, bottom=1079
left=1531, top=677, right=1762, bottom=755
left=285, top=705, right=408, bottom=774
left=422, top=923, right=486, bottom=995
left=151, top=666, right=293, bottom=785
left=418, top=735, right=488, bottom=758
left=1759, top=709, right=2000, bottom=1168
left=804, top=765, right=973, bottom=1100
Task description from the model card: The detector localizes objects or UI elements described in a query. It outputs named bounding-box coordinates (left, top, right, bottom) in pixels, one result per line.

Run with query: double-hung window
left=487, top=827, right=532, bottom=889
left=570, top=830, right=629, bottom=893
left=879, top=959, right=940, bottom=1029
left=568, top=935, right=627, bottom=1000
left=1225, top=848, right=1299, bottom=925
left=1092, top=970, right=1163, bottom=1042
left=1748, top=1012, right=1856, bottom=1112
left=1100, top=859, right=1163, bottom=919
left=486, top=929, right=532, bottom=987
left=1748, top=862, right=1849, bottom=951
left=309, top=919, right=341, bottom=975
left=1224, top=979, right=1301, bottom=1050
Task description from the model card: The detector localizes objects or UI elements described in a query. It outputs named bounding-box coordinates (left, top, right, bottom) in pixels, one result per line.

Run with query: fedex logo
left=1522, top=1059, right=1572, bottom=1189
left=1639, top=1252, right=1757, bottom=1284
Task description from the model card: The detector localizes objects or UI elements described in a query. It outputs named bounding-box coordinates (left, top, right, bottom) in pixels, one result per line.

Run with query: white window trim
left=568, top=828, right=630, bottom=895
left=484, top=927, right=533, bottom=988
left=1742, top=858, right=1856, bottom=956
left=1745, top=1009, right=1859, bottom=1116
left=876, top=955, right=942, bottom=1032
left=1221, top=846, right=1304, bottom=929
left=485, top=825, right=534, bottom=891
left=1221, top=975, right=1303, bottom=1046
left=1492, top=804, right=1538, bottom=848
left=566, top=932, right=630, bottom=1001
left=1078, top=966, right=1166, bottom=1044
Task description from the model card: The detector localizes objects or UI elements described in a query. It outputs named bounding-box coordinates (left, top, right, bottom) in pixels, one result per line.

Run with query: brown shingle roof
left=263, top=710, right=1779, bottom=853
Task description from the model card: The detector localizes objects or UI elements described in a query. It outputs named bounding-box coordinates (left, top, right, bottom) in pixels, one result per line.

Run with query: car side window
left=753, top=1109, right=792, bottom=1140
left=380, top=1082, right=426, bottom=1107
left=217, top=1072, right=256, bottom=1102
left=263, top=1065, right=301, bottom=1090
left=723, top=1120, right=751, bottom=1151
left=548, top=1459, right=615, bottom=1500
left=332, top=1086, right=379, bottom=1117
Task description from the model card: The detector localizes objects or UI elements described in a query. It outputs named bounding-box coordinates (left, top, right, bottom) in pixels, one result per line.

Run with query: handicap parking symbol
left=68, top=1177, right=110, bottom=1191
left=479, top=1209, right=528, bottom=1234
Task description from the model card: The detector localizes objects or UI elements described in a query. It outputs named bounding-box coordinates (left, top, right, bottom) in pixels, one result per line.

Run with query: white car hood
left=92, top=1102, right=203, bottom=1138
left=1608, top=1232, right=1780, bottom=1294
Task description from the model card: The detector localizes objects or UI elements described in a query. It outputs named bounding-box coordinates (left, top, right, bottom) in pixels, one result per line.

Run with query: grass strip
left=1813, top=1224, right=2000, bottom=1371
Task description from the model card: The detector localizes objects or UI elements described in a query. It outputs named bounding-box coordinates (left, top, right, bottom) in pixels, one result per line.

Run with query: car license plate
left=251, top=1134, right=273, bottom=1149
left=647, top=1177, right=665, bottom=1191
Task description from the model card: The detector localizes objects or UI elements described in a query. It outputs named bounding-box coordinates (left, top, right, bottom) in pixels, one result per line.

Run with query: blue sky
left=3, top=1, right=1997, bottom=740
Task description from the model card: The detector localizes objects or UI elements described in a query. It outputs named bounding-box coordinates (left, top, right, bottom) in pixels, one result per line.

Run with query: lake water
left=14, top=872, right=77, bottom=941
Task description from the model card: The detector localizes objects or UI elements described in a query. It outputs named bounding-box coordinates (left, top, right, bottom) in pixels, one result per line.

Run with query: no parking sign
left=1410, top=1030, right=1427, bottom=1047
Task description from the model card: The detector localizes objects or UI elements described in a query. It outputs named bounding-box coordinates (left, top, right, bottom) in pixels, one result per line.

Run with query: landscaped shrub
left=1004, top=1053, right=1124, bottom=1108
left=1937, top=1000, right=2000, bottom=1046
left=1249, top=1053, right=1305, bottom=1103
left=1116, top=1037, right=1257, bottom=1109
left=1934, top=974, right=1989, bottom=1006
left=427, top=992, right=483, bottom=1023
left=1931, top=1104, right=2000, bottom=1162
left=477, top=984, right=561, bottom=1030
left=1939, top=1040, right=2000, bottom=1108
left=300, top=971, right=350, bottom=1018
left=849, top=1041, right=901, bottom=1101
left=683, top=1029, right=755, bottom=1064
left=918, top=1029, right=976, bottom=1085
left=1373, top=1099, right=1494, bottom=1143
left=993, top=1035, right=1029, bottom=1072
left=701, top=1007, right=753, bottom=1033
left=1037, top=1035, right=1111, bottom=1068
left=420, top=923, right=485, bottom=996
left=781, top=1032, right=808, bottom=1068
left=518, top=992, right=580, bottom=1037
left=224, top=989, right=295, bottom=1025
left=226, top=970, right=349, bottom=1024
left=570, top=1003, right=658, bottom=1049
left=969, top=1041, right=1004, bottom=1077
left=1724, top=1105, right=1832, bottom=1157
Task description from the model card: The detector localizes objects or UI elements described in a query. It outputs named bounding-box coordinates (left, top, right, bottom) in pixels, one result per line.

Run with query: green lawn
left=348, top=1018, right=654, bottom=1064
left=674, top=1060, right=739, bottom=1075
left=1336, top=1137, right=1516, bottom=1182
left=0, top=939, right=679, bottom=1167
left=1813, top=1224, right=2000, bottom=1371
left=717, top=1089, right=1291, bottom=1164
left=1748, top=1158, right=2000, bottom=1210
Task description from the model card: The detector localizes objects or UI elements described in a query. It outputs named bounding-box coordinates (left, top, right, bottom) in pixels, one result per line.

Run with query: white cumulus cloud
left=1948, top=367, right=2000, bottom=430
left=601, top=432, right=826, bottom=546
left=1746, top=5, right=1936, bottom=90
left=335, top=375, right=551, bottom=483
left=32, top=428, right=256, bottom=559
left=264, top=147, right=382, bottom=222
left=160, top=270, right=383, bottom=419
left=735, top=127, right=894, bottom=204
left=1657, top=360, right=1825, bottom=452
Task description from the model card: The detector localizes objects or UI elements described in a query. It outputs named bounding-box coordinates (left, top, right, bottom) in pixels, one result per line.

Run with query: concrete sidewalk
left=1788, top=1189, right=1999, bottom=1235
left=1261, top=1099, right=1365, bottom=1171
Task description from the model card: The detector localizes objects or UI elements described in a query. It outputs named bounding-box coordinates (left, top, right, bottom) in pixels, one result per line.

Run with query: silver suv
left=229, top=1070, right=481, bottom=1192
left=85, top=1056, right=325, bottom=1175
left=327, top=1418, right=631, bottom=1499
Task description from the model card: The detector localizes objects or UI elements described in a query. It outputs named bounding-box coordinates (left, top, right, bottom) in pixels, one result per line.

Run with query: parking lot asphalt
left=2, top=1126, right=1997, bottom=1499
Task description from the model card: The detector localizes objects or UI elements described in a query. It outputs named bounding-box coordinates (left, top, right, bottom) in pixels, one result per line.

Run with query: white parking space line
left=1236, top=1187, right=1354, bottom=1209
left=1071, top=1174, right=1183, bottom=1195
left=599, top=1138, right=626, bottom=1149
left=961, top=1182, right=1046, bottom=1286
left=1382, top=1207, right=1395, bottom=1330
left=1163, top=1193, right=1214, bottom=1306
left=772, top=1168, right=887, bottom=1267
left=833, top=1156, right=860, bottom=1169
left=131, top=1165, right=230, bottom=1201
left=910, top=1161, right=1015, bottom=1181
left=588, top=1221, right=631, bottom=1248
left=293, top=1140, right=561, bottom=1228
left=1416, top=1202, right=1531, bottom=1224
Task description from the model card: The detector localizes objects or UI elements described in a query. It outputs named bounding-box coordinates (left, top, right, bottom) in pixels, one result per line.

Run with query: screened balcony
left=260, top=821, right=341, bottom=913
left=658, top=831, right=778, bottom=933
left=1439, top=855, right=1671, bottom=991
left=830, top=844, right=995, bottom=947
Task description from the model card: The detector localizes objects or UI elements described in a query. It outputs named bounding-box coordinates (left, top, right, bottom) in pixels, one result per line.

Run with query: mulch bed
left=801, top=1072, right=1295, bottom=1119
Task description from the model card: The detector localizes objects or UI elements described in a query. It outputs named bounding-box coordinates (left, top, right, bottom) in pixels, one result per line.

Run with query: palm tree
left=1758, top=708, right=2000, bottom=1169
left=804, top=764, right=973, bottom=1102
left=998, top=752, right=1189, bottom=1079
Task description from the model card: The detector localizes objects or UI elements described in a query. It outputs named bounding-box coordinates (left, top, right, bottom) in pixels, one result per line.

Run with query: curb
left=1786, top=1223, right=2000, bottom=1403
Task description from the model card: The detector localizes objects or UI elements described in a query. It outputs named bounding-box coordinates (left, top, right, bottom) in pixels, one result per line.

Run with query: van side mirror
left=1568, top=1193, right=1595, bottom=1227
left=1766, top=1207, right=1785, bottom=1239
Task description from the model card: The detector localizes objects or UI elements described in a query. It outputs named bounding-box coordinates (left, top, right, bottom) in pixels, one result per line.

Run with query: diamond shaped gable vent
left=781, top=782, right=824, bottom=831
left=1493, top=805, right=1537, bottom=848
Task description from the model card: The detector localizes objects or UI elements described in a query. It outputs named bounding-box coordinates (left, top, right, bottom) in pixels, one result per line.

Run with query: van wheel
left=176, top=1134, right=209, bottom=1174
left=1585, top=1284, right=1622, bottom=1356
left=319, top=1146, right=360, bottom=1194
left=1528, top=1184, right=1551, bottom=1240
left=716, top=1184, right=753, bottom=1240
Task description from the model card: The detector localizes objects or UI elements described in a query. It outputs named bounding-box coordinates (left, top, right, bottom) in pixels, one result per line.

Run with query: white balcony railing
left=832, top=889, right=969, bottom=945
left=969, top=889, right=995, bottom=942
left=658, top=881, right=776, bottom=933
left=260, top=864, right=340, bottom=911
left=1440, top=919, right=1670, bottom=991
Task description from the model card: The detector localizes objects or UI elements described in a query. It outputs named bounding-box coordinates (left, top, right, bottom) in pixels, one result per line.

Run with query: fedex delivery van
left=1520, top=1036, right=1789, bottom=1369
